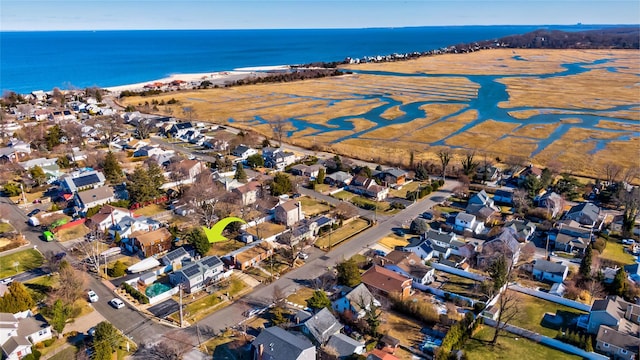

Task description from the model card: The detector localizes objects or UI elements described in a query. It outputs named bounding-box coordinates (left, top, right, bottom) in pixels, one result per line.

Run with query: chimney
left=258, top=343, right=264, bottom=360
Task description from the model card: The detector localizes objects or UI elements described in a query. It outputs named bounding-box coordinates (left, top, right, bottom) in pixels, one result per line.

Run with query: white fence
left=148, top=286, right=179, bottom=305
left=431, top=262, right=487, bottom=281
left=509, top=284, right=591, bottom=312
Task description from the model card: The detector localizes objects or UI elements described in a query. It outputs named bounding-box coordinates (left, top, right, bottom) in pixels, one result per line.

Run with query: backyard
left=245, top=222, right=286, bottom=239
left=378, top=233, right=410, bottom=251
left=598, top=239, right=636, bottom=265
left=379, top=311, right=428, bottom=360
left=438, top=272, right=486, bottom=301
left=133, top=203, right=167, bottom=217
left=0, top=249, right=44, bottom=278
left=464, top=325, right=581, bottom=360
left=298, top=196, right=332, bottom=216
left=285, top=286, right=315, bottom=307
left=172, top=276, right=249, bottom=323
left=207, top=239, right=246, bottom=257
left=55, top=224, right=90, bottom=242
left=508, top=291, right=587, bottom=337
left=315, top=218, right=370, bottom=249
left=332, top=190, right=355, bottom=201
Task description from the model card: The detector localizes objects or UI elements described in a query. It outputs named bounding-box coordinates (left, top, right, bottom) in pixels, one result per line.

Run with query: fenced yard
left=315, top=218, right=370, bottom=249
left=298, top=196, right=332, bottom=216
left=509, top=291, right=587, bottom=337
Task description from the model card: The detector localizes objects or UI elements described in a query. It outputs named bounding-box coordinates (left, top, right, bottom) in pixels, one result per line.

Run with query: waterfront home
left=332, top=283, right=381, bottom=321
left=231, top=144, right=258, bottom=160
left=346, top=176, right=389, bottom=201
left=379, top=168, right=408, bottom=187
left=166, top=122, right=195, bottom=139
left=361, top=265, right=412, bottom=300
left=324, top=171, right=353, bottom=187
left=251, top=326, right=316, bottom=360
left=169, top=256, right=224, bottom=294
left=75, top=186, right=115, bottom=213
left=263, top=147, right=297, bottom=170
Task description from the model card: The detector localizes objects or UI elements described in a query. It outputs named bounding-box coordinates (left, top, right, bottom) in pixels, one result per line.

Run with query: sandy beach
left=103, top=65, right=290, bottom=93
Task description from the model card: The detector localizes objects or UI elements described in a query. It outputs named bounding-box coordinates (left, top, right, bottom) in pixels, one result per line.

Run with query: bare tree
left=167, top=161, right=190, bottom=197
left=277, top=231, right=297, bottom=267
left=622, top=167, right=640, bottom=185
left=437, top=150, right=452, bottom=180
left=73, top=227, right=105, bottom=274
left=520, top=243, right=536, bottom=263
left=101, top=115, right=124, bottom=146
left=60, top=121, right=83, bottom=148
left=602, top=163, right=622, bottom=185
left=490, top=289, right=521, bottom=345
left=136, top=119, right=154, bottom=139
left=461, top=152, right=479, bottom=176
left=268, top=116, right=288, bottom=147
left=182, top=107, right=196, bottom=122
left=585, top=279, right=606, bottom=302
left=51, top=261, right=87, bottom=306
left=183, top=173, right=225, bottom=228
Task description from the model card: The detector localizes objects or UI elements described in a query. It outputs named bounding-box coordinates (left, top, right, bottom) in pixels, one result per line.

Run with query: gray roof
left=163, top=247, right=189, bottom=262
left=565, top=202, right=600, bottom=225
left=455, top=212, right=476, bottom=223
left=326, top=333, right=364, bottom=357
left=17, top=315, right=50, bottom=338
left=0, top=313, right=17, bottom=325
left=344, top=283, right=377, bottom=313
left=326, top=171, right=352, bottom=182
left=424, top=229, right=456, bottom=245
left=294, top=310, right=313, bottom=324
left=302, top=307, right=343, bottom=344
left=533, top=259, right=567, bottom=275
left=383, top=168, right=408, bottom=178
left=77, top=186, right=114, bottom=205
left=1, top=336, right=31, bottom=356
left=252, top=326, right=315, bottom=360
left=596, top=325, right=640, bottom=353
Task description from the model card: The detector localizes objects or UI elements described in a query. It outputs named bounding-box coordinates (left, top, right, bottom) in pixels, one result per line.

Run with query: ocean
left=0, top=25, right=617, bottom=94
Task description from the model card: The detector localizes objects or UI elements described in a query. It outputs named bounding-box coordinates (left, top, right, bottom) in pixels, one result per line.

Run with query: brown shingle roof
left=361, top=265, right=411, bottom=294
left=278, top=200, right=300, bottom=212
left=235, top=242, right=272, bottom=265
left=89, top=205, right=130, bottom=225
left=134, top=228, right=172, bottom=247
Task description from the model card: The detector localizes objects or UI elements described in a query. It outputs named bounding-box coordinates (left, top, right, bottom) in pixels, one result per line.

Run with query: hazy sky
left=2, top=0, right=639, bottom=31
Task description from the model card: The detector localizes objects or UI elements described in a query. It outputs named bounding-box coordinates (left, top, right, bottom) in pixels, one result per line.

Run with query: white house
left=454, top=212, right=485, bottom=234
left=0, top=313, right=52, bottom=360
left=231, top=144, right=258, bottom=160
left=133, top=145, right=166, bottom=158
left=75, top=187, right=115, bottom=213
left=380, top=250, right=435, bottom=287
left=531, top=259, right=568, bottom=283
left=169, top=256, right=225, bottom=293
left=60, top=170, right=106, bottom=193
left=88, top=205, right=132, bottom=231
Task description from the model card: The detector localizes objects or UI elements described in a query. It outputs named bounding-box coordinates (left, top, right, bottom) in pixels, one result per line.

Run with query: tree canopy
left=186, top=227, right=211, bottom=257
left=103, top=151, right=122, bottom=183
left=337, top=259, right=361, bottom=287
left=306, top=290, right=331, bottom=311
left=271, top=172, right=293, bottom=196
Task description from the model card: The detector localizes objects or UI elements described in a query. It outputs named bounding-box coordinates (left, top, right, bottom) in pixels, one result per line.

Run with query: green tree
left=109, top=260, right=127, bottom=277
left=410, top=218, right=429, bottom=234
left=363, top=300, right=382, bottom=337
left=186, top=227, right=211, bottom=257
left=270, top=305, right=287, bottom=325
left=612, top=268, right=627, bottom=296
left=0, top=281, right=35, bottom=313
left=234, top=165, right=247, bottom=181
left=85, top=205, right=103, bottom=218
left=585, top=336, right=594, bottom=352
left=306, top=290, right=331, bottom=311
left=113, top=232, right=121, bottom=244
left=523, top=174, right=543, bottom=198
left=93, top=341, right=112, bottom=360
left=128, top=166, right=154, bottom=204
left=487, top=255, right=508, bottom=294
left=103, top=151, right=122, bottom=183
left=579, top=244, right=593, bottom=279
left=336, top=259, right=361, bottom=287
left=3, top=182, right=21, bottom=197
left=316, top=168, right=326, bottom=185
left=246, top=154, right=264, bottom=168
left=44, top=125, right=64, bottom=150
left=147, top=162, right=166, bottom=195
left=50, top=299, right=70, bottom=334
left=57, top=155, right=71, bottom=169
left=29, top=166, right=46, bottom=186
left=271, top=172, right=293, bottom=196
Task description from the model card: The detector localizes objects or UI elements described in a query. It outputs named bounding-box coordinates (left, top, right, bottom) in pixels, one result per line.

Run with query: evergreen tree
left=246, top=154, right=264, bottom=168
left=316, top=168, right=326, bottom=185
left=0, top=282, right=35, bottom=313
left=579, top=244, right=593, bottom=279
left=29, top=166, right=46, bottom=186
left=128, top=166, right=153, bottom=204
left=336, top=259, right=361, bottom=287
left=488, top=255, right=508, bottom=294
left=271, top=172, right=293, bottom=196
left=612, top=268, right=627, bottom=296
left=585, top=336, right=594, bottom=352
left=234, top=165, right=247, bottom=181
left=306, top=290, right=331, bottom=311
left=50, top=299, right=70, bottom=334
left=44, top=125, right=64, bottom=150
left=114, top=232, right=121, bottom=244
left=94, top=321, right=119, bottom=350
left=146, top=162, right=165, bottom=195
left=270, top=305, right=286, bottom=325
left=103, top=151, right=122, bottom=183
left=186, top=227, right=211, bottom=257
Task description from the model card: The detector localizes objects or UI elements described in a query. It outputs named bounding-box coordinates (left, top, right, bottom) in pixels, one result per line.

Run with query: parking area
left=148, top=299, right=180, bottom=318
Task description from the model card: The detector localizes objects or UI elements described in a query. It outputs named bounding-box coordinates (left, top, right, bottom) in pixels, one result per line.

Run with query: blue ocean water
left=0, top=25, right=617, bottom=93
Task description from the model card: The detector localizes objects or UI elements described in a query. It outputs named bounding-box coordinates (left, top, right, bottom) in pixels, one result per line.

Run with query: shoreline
left=103, top=65, right=291, bottom=93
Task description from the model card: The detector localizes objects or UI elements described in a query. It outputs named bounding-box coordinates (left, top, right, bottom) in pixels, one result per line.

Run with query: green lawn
left=315, top=218, right=370, bottom=249
left=133, top=203, right=167, bottom=217
left=440, top=273, right=486, bottom=300
left=599, top=239, right=636, bottom=265
left=48, top=346, right=77, bottom=360
left=298, top=197, right=331, bottom=216
left=176, top=277, right=248, bottom=323
left=332, top=190, right=354, bottom=201
left=286, top=286, right=315, bottom=307
left=351, top=196, right=390, bottom=211
left=0, top=249, right=44, bottom=278
left=0, top=222, right=14, bottom=234
left=24, top=274, right=57, bottom=303
left=433, top=205, right=460, bottom=214
left=313, top=184, right=331, bottom=193
left=509, top=291, right=586, bottom=337
left=464, top=325, right=581, bottom=360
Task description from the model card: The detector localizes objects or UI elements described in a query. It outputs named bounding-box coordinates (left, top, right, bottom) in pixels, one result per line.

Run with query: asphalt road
left=195, top=180, right=459, bottom=333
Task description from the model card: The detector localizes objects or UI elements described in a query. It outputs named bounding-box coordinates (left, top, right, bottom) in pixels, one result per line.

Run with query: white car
left=298, top=252, right=309, bottom=260
left=109, top=298, right=125, bottom=309
left=622, top=239, right=636, bottom=245
left=87, top=290, right=99, bottom=303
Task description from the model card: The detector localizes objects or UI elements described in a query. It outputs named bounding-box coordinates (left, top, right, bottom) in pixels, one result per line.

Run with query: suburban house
left=332, top=283, right=381, bottom=320
left=133, top=145, right=168, bottom=158
left=110, top=215, right=161, bottom=239
left=0, top=140, right=31, bottom=163
left=324, top=171, right=353, bottom=187
left=380, top=168, right=408, bottom=187
left=536, top=191, right=564, bottom=218
left=288, top=215, right=334, bottom=246
left=203, top=138, right=229, bottom=152
left=274, top=200, right=304, bottom=227
left=61, top=170, right=106, bottom=193
left=87, top=205, right=132, bottom=231
left=173, top=159, right=204, bottom=181
left=531, top=259, right=568, bottom=283
left=465, top=190, right=500, bottom=221
left=378, top=250, right=435, bottom=287
left=251, top=326, right=316, bottom=360
left=367, top=349, right=400, bottom=360
left=564, top=202, right=602, bottom=229
left=504, top=219, right=536, bottom=242
left=584, top=296, right=640, bottom=359
left=361, top=265, right=412, bottom=300
left=232, top=181, right=262, bottom=206
left=296, top=307, right=343, bottom=345
left=75, top=187, right=115, bottom=213
left=517, top=165, right=543, bottom=183
left=0, top=313, right=52, bottom=360
left=454, top=212, right=485, bottom=235
left=477, top=227, right=521, bottom=268
left=403, top=237, right=435, bottom=261
left=231, top=144, right=258, bottom=160
left=230, top=242, right=273, bottom=270
left=161, top=247, right=191, bottom=268
left=167, top=122, right=195, bottom=139
left=326, top=333, right=366, bottom=358
left=290, top=164, right=325, bottom=179
left=346, top=176, right=389, bottom=201
left=132, top=228, right=173, bottom=257
left=423, top=229, right=467, bottom=259
left=549, top=221, right=593, bottom=254
left=263, top=149, right=296, bottom=170
left=169, top=256, right=225, bottom=294
left=493, top=189, right=513, bottom=205
left=475, top=165, right=500, bottom=182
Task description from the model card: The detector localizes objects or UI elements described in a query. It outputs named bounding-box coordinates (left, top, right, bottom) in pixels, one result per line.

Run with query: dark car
left=421, top=212, right=434, bottom=220
left=27, top=209, right=41, bottom=217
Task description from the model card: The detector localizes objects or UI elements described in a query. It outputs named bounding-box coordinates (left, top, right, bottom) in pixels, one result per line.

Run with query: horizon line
left=2, top=23, right=638, bottom=32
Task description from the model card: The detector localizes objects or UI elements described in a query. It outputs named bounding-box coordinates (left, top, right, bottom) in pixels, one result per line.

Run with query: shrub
left=109, top=261, right=127, bottom=278
left=121, top=283, right=149, bottom=304
left=390, top=202, right=406, bottom=210
left=43, top=339, right=55, bottom=347
left=3, top=182, right=21, bottom=197
left=593, top=237, right=607, bottom=253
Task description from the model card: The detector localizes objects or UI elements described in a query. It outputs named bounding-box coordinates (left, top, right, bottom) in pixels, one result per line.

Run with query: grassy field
left=315, top=218, right=369, bottom=249
left=332, top=190, right=355, bottom=201
left=133, top=203, right=166, bottom=217
left=0, top=222, right=14, bottom=234
left=0, top=249, right=44, bottom=278
left=286, top=286, right=315, bottom=307
left=508, top=291, right=586, bottom=337
left=378, top=233, right=410, bottom=250
left=55, top=224, right=90, bottom=242
left=599, top=240, right=636, bottom=265
left=207, top=239, right=246, bottom=257
left=298, top=196, right=331, bottom=216
left=464, top=325, right=581, bottom=360
left=246, top=222, right=286, bottom=239
left=388, top=181, right=424, bottom=198
left=48, top=346, right=78, bottom=360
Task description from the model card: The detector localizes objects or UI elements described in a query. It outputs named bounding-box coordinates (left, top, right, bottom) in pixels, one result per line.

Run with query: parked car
left=27, top=209, right=41, bottom=217
left=0, top=278, right=13, bottom=286
left=298, top=252, right=309, bottom=260
left=421, top=212, right=433, bottom=220
left=622, top=239, right=636, bottom=245
left=109, top=298, right=125, bottom=309
left=243, top=307, right=262, bottom=317
left=88, top=290, right=99, bottom=303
